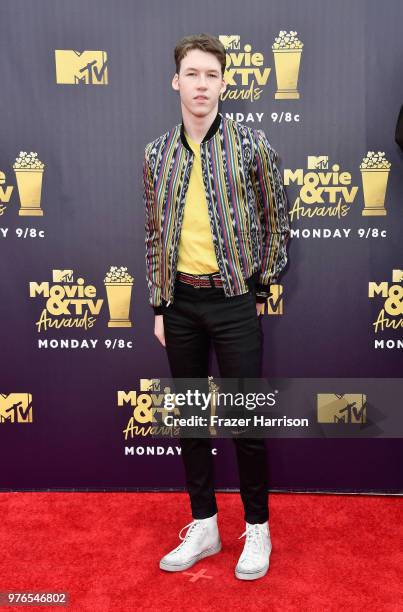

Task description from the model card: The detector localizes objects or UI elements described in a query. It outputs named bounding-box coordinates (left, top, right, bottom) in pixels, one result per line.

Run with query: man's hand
left=154, top=314, right=166, bottom=346
left=256, top=302, right=265, bottom=317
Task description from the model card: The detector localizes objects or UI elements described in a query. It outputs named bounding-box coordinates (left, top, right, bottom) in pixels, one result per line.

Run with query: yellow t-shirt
left=176, top=132, right=219, bottom=274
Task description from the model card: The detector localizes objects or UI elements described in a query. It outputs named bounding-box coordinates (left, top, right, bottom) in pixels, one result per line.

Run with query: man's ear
left=172, top=73, right=179, bottom=91
left=220, top=78, right=227, bottom=94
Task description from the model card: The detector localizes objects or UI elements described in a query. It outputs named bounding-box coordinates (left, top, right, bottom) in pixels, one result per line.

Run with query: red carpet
left=0, top=492, right=402, bottom=611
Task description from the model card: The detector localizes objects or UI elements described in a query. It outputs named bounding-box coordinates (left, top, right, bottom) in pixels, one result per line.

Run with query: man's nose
left=196, top=75, right=208, bottom=87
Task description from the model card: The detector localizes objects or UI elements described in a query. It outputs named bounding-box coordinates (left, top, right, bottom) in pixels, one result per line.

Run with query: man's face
left=172, top=48, right=227, bottom=117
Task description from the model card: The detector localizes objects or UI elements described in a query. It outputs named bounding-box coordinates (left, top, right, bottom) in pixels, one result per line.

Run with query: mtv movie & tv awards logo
left=118, top=379, right=180, bottom=441
left=28, top=267, right=135, bottom=350
left=285, top=152, right=391, bottom=240
left=369, top=269, right=403, bottom=350
left=219, top=31, right=303, bottom=103
left=118, top=379, right=188, bottom=458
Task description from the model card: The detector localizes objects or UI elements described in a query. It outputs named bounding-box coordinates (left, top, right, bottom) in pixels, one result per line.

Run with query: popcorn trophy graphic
left=272, top=30, right=303, bottom=99
left=104, top=266, right=133, bottom=327
left=13, top=151, right=45, bottom=216
left=360, top=151, right=391, bottom=216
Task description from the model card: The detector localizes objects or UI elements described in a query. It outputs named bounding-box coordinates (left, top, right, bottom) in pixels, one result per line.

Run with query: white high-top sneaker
left=159, top=513, right=222, bottom=572
left=235, top=521, right=272, bottom=580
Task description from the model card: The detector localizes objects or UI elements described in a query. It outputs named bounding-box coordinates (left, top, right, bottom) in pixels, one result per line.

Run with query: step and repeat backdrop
left=1, top=0, right=402, bottom=492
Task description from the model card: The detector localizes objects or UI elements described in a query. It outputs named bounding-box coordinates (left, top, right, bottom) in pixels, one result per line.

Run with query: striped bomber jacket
left=143, top=111, right=291, bottom=314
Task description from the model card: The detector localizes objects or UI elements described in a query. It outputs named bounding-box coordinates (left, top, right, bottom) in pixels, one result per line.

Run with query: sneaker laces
left=168, top=520, right=204, bottom=553
left=238, top=523, right=267, bottom=561
left=179, top=520, right=202, bottom=541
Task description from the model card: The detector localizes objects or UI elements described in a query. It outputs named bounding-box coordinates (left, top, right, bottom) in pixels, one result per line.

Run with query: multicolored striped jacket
left=143, top=111, right=291, bottom=314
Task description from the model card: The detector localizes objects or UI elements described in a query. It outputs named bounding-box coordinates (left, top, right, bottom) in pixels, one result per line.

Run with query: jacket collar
left=180, top=111, right=222, bottom=152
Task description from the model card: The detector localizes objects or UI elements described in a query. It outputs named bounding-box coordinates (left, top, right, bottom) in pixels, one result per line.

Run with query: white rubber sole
left=235, top=561, right=270, bottom=581
left=235, top=545, right=272, bottom=581
left=159, top=540, right=222, bottom=572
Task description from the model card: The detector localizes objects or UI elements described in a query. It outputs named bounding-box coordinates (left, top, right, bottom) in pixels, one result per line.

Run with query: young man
left=143, top=33, right=290, bottom=580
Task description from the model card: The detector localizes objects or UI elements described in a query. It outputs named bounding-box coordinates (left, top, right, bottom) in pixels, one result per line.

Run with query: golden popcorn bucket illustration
left=361, top=168, right=389, bottom=216
left=14, top=168, right=44, bottom=216
left=104, top=281, right=133, bottom=327
left=272, top=48, right=302, bottom=99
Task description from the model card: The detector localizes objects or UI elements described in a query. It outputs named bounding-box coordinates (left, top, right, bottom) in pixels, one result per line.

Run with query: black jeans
left=162, top=274, right=269, bottom=524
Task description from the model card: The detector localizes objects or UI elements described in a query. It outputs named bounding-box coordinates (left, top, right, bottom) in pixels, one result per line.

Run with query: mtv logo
left=219, top=35, right=240, bottom=50
left=317, top=394, right=366, bottom=424
left=0, top=393, right=33, bottom=423
left=266, top=285, right=283, bottom=315
left=392, top=269, right=403, bottom=283
left=53, top=270, right=73, bottom=283
left=55, top=50, right=108, bottom=85
left=140, top=379, right=161, bottom=392
left=307, top=156, right=329, bottom=170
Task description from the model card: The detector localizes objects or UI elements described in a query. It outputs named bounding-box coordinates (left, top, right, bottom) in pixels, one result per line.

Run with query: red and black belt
left=176, top=271, right=224, bottom=289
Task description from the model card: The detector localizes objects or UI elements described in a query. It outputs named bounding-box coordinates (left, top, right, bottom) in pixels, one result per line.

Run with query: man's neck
left=181, top=104, right=219, bottom=144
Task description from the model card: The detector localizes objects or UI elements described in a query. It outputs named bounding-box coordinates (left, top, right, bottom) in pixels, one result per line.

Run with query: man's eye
left=208, top=74, right=218, bottom=78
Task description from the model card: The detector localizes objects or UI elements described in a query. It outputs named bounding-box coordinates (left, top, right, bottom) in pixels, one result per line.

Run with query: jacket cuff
left=153, top=305, right=164, bottom=315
